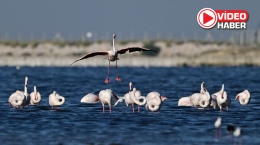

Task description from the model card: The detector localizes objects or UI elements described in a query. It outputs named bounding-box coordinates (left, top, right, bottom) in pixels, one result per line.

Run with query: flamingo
left=30, top=86, right=41, bottom=105
left=9, top=77, right=30, bottom=108
left=212, top=84, right=231, bottom=112
left=178, top=82, right=211, bottom=109
left=119, top=82, right=146, bottom=112
left=80, top=93, right=100, bottom=103
left=70, top=34, right=156, bottom=84
left=235, top=90, right=251, bottom=106
left=129, top=88, right=146, bottom=112
left=178, top=97, right=192, bottom=106
left=99, top=89, right=118, bottom=113
left=190, top=82, right=207, bottom=107
left=198, top=90, right=211, bottom=109
left=49, top=91, right=65, bottom=109
left=145, top=92, right=167, bottom=112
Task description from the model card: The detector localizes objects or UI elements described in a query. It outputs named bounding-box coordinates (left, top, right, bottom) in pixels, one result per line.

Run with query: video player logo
left=197, top=8, right=217, bottom=29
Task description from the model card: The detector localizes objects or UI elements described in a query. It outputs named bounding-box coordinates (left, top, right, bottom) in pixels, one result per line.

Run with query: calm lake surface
left=0, top=66, right=259, bottom=145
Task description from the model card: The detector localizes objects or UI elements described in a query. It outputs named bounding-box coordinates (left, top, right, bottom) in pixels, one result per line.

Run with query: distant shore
left=0, top=41, right=259, bottom=67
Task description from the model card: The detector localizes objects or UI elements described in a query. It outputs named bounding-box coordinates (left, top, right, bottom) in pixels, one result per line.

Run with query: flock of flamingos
left=8, top=34, right=250, bottom=140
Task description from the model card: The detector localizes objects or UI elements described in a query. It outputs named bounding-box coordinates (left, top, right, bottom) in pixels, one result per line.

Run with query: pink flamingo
left=70, top=34, right=156, bottom=84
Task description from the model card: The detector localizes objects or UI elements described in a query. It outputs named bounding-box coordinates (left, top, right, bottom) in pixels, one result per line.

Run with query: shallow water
left=0, top=66, right=259, bottom=145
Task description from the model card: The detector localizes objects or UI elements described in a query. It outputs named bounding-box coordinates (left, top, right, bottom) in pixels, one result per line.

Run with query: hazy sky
left=0, top=0, right=259, bottom=40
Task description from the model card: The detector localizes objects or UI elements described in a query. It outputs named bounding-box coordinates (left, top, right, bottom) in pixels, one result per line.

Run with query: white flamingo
left=71, top=34, right=156, bottom=84
left=145, top=92, right=167, bottom=112
left=179, top=82, right=207, bottom=107
left=198, top=90, right=211, bottom=109
left=235, top=90, right=250, bottom=106
left=212, top=84, right=231, bottom=112
left=190, top=82, right=207, bottom=107
left=30, top=86, right=41, bottom=105
left=9, top=77, right=30, bottom=108
left=178, top=97, right=192, bottom=106
left=80, top=93, right=100, bottom=103
left=119, top=82, right=146, bottom=112
left=99, top=89, right=118, bottom=113
left=49, top=91, right=65, bottom=109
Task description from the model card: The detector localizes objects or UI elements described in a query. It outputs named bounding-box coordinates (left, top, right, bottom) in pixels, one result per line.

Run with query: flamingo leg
left=102, top=104, right=105, bottom=113
left=115, top=60, right=121, bottom=82
left=138, top=105, right=140, bottom=112
left=109, top=106, right=112, bottom=113
left=132, top=104, right=135, bottom=112
left=105, top=61, right=110, bottom=84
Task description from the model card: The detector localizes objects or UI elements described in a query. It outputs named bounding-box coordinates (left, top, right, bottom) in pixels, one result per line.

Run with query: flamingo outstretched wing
left=70, top=51, right=108, bottom=65
left=117, top=47, right=157, bottom=54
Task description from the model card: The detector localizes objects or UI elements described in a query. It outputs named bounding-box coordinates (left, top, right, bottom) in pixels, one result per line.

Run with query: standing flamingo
left=80, top=93, right=100, bottom=103
left=30, top=86, right=41, bottom=105
left=121, top=82, right=146, bottom=112
left=145, top=92, right=167, bottom=112
left=198, top=90, right=211, bottom=109
left=70, top=34, right=156, bottom=84
left=9, top=77, right=30, bottom=108
left=190, top=82, right=207, bottom=107
left=212, top=84, right=231, bottom=112
left=178, top=82, right=207, bottom=107
left=99, top=89, right=118, bottom=113
left=49, top=91, right=65, bottom=109
left=235, top=90, right=251, bottom=106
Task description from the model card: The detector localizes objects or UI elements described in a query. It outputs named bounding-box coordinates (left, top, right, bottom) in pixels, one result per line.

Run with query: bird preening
left=70, top=34, right=157, bottom=84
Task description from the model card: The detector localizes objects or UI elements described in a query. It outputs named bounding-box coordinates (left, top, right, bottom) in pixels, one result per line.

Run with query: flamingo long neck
left=221, top=84, right=224, bottom=93
left=34, top=86, right=37, bottom=94
left=112, top=37, right=116, bottom=52
left=24, top=77, right=28, bottom=97
left=220, top=91, right=227, bottom=103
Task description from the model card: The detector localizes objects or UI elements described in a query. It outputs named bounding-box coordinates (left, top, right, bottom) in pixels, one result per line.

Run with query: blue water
left=0, top=66, right=259, bottom=145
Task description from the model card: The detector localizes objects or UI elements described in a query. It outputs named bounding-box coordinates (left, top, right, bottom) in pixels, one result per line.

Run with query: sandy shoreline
left=0, top=41, right=259, bottom=67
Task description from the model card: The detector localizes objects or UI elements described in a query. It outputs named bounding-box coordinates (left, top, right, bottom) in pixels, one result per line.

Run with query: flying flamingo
left=70, top=34, right=156, bottom=84
left=9, top=77, right=30, bottom=108
left=235, top=90, right=251, bottom=106
left=145, top=92, right=167, bottom=112
left=49, top=91, right=65, bottom=109
left=80, top=93, right=100, bottom=103
left=30, top=86, right=41, bottom=105
left=99, top=89, right=118, bottom=113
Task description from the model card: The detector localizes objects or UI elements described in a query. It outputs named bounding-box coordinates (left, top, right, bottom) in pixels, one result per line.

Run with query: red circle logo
left=197, top=8, right=217, bottom=29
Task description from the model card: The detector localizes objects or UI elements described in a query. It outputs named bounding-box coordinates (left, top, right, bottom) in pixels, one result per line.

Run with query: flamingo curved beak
left=161, top=96, right=167, bottom=101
